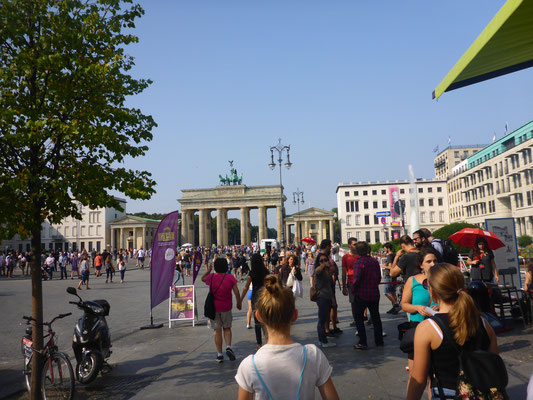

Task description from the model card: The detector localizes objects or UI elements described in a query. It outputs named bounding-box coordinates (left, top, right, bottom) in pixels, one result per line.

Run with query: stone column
left=217, top=208, right=224, bottom=246
left=119, top=227, right=124, bottom=250
left=329, top=220, right=334, bottom=241
left=205, top=211, right=213, bottom=246
left=222, top=209, right=229, bottom=245
left=187, top=211, right=195, bottom=246
left=304, top=221, right=309, bottom=239
left=240, top=207, right=247, bottom=246
left=181, top=211, right=188, bottom=244
left=245, top=208, right=251, bottom=245
left=295, top=222, right=301, bottom=243
left=199, top=209, right=206, bottom=247
left=276, top=206, right=283, bottom=244
left=318, top=220, right=324, bottom=243
left=285, top=222, right=291, bottom=244
left=142, top=227, right=146, bottom=250
left=258, top=206, right=266, bottom=244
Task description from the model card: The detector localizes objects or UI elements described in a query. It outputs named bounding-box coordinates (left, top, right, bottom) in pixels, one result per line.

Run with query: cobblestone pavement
left=1, top=261, right=531, bottom=399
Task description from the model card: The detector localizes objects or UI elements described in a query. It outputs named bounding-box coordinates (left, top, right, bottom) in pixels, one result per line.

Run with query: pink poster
left=170, top=285, right=194, bottom=320
left=389, top=186, right=400, bottom=218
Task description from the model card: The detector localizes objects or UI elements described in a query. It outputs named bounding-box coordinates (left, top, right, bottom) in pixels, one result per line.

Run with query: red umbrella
left=448, top=228, right=505, bottom=250
left=301, top=237, right=316, bottom=244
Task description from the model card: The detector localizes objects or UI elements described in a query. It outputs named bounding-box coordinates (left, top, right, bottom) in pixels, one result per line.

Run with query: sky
left=118, top=1, right=533, bottom=225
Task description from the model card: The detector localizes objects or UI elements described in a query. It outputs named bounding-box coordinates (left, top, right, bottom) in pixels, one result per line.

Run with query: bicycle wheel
left=41, top=352, right=74, bottom=400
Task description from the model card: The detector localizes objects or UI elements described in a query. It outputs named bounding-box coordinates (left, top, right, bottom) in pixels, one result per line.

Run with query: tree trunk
left=30, top=225, right=43, bottom=399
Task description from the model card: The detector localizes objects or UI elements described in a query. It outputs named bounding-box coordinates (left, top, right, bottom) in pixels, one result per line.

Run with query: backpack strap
left=252, top=344, right=307, bottom=400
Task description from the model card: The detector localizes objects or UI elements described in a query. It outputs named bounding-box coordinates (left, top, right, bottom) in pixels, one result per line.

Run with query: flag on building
left=447, top=136, right=451, bottom=145
left=433, top=145, right=439, bottom=153
left=504, top=121, right=509, bottom=135
left=492, top=133, right=496, bottom=142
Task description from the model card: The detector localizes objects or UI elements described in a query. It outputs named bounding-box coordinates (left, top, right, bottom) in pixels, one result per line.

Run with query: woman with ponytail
left=407, top=263, right=499, bottom=400
left=235, top=275, right=339, bottom=400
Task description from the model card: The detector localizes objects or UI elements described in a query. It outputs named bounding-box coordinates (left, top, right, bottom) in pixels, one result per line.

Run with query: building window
left=345, top=201, right=350, bottom=212
left=354, top=191, right=358, bottom=196
left=420, top=212, right=426, bottom=223
left=365, top=231, right=371, bottom=242
left=311, top=224, right=316, bottom=229
left=96, top=241, right=101, bottom=252
left=364, top=215, right=370, bottom=225
left=418, top=187, right=423, bottom=193
left=439, top=211, right=445, bottom=222
left=382, top=200, right=387, bottom=208
left=375, top=231, right=380, bottom=243
left=345, top=191, right=349, bottom=196
left=88, top=241, right=93, bottom=251
left=419, top=199, right=424, bottom=207
left=428, top=198, right=434, bottom=207
left=430, top=212, right=435, bottom=223
left=346, top=215, right=352, bottom=226
left=363, top=190, right=368, bottom=196
left=373, top=201, right=378, bottom=209
left=437, top=187, right=442, bottom=192
left=438, top=198, right=443, bottom=206
left=381, top=189, right=386, bottom=195
left=374, top=216, right=379, bottom=224
left=364, top=201, right=369, bottom=209
left=355, top=215, right=360, bottom=225
left=400, top=189, right=405, bottom=194
left=428, top=187, right=433, bottom=193
left=372, top=190, right=377, bottom=195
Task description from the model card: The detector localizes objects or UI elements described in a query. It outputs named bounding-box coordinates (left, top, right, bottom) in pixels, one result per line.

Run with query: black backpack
left=431, top=316, right=508, bottom=400
left=434, top=239, right=459, bottom=266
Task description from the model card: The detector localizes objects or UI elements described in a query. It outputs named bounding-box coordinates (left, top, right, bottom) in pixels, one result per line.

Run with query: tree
left=518, top=234, right=533, bottom=248
left=129, top=212, right=165, bottom=221
left=0, top=1, right=155, bottom=397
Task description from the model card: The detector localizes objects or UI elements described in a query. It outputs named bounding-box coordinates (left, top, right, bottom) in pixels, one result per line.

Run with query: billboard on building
left=389, top=186, right=400, bottom=218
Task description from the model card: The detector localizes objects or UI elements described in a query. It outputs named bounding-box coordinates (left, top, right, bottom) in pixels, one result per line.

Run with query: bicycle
left=22, top=313, right=75, bottom=400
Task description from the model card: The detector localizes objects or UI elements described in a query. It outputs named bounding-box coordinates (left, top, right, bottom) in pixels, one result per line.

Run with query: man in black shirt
left=390, top=235, right=420, bottom=281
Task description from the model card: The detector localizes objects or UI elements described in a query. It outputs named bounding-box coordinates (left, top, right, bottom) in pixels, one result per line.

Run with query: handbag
left=286, top=272, right=295, bottom=288
left=399, top=321, right=419, bottom=354
left=292, top=279, right=303, bottom=298
left=310, top=285, right=319, bottom=302
left=204, top=274, right=225, bottom=320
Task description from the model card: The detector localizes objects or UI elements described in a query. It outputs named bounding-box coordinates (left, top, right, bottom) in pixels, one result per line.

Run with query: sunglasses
left=422, top=278, right=428, bottom=290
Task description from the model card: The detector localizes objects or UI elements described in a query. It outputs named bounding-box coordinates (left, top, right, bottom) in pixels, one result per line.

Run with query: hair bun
left=263, top=275, right=281, bottom=294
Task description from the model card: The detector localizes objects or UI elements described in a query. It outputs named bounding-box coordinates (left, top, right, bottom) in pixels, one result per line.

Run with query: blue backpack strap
left=252, top=354, right=274, bottom=400
left=296, top=344, right=307, bottom=400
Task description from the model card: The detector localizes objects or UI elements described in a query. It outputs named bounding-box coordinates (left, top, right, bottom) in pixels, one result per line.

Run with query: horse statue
left=218, top=174, right=230, bottom=186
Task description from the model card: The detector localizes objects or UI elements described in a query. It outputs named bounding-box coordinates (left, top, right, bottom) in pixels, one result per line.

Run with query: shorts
left=138, top=257, right=145, bottom=262
left=383, top=276, right=397, bottom=295
left=81, top=270, right=89, bottom=283
left=95, top=265, right=102, bottom=271
left=185, top=262, right=191, bottom=270
left=247, top=289, right=252, bottom=301
left=207, top=311, right=232, bottom=330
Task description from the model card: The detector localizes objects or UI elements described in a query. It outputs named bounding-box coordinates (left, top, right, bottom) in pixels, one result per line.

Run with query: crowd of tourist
left=193, top=228, right=532, bottom=399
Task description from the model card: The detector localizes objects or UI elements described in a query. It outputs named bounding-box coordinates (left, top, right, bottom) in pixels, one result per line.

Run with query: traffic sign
left=376, top=211, right=391, bottom=217
left=380, top=217, right=386, bottom=224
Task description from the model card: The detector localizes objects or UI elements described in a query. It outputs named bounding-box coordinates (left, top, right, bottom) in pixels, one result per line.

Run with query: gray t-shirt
left=235, top=343, right=332, bottom=400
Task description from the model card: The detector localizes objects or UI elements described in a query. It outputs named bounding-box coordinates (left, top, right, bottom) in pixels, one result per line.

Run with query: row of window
left=343, top=186, right=442, bottom=198
left=43, top=225, right=103, bottom=238
left=345, top=211, right=445, bottom=226
left=466, top=200, right=496, bottom=217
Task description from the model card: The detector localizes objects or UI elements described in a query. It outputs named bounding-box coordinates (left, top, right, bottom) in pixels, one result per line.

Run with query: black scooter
left=67, top=287, right=112, bottom=384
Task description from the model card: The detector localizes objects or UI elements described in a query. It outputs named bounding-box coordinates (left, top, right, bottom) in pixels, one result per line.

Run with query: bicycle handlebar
left=22, top=312, right=72, bottom=326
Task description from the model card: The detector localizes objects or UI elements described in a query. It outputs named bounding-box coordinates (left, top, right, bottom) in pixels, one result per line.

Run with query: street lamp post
left=269, top=138, right=292, bottom=250
left=293, top=189, right=304, bottom=243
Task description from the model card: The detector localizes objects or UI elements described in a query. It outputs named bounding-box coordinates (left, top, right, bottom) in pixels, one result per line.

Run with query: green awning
left=433, top=0, right=533, bottom=100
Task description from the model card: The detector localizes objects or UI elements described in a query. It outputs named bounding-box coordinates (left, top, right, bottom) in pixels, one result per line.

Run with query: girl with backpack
left=406, top=263, right=500, bottom=400
left=235, top=274, right=339, bottom=400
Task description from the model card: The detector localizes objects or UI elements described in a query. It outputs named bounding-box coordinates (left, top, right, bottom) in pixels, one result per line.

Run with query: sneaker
left=216, top=355, right=224, bottom=363
left=318, top=342, right=336, bottom=348
left=391, top=306, right=400, bottom=315
left=246, top=324, right=252, bottom=329
left=355, top=330, right=359, bottom=336
left=226, top=347, right=236, bottom=361
left=386, top=306, right=397, bottom=314
left=332, top=328, right=343, bottom=334
left=382, top=332, right=387, bottom=337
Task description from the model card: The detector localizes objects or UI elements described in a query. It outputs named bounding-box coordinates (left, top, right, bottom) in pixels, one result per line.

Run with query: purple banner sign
left=192, top=250, right=203, bottom=284
left=150, top=211, right=179, bottom=309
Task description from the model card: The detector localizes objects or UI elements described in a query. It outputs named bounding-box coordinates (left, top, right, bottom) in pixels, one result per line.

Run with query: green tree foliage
left=0, top=2, right=155, bottom=396
left=129, top=212, right=165, bottom=221
left=518, top=234, right=533, bottom=248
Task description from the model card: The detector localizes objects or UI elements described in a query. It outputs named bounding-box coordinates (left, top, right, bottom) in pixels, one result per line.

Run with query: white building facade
left=336, top=179, right=449, bottom=244
left=1, top=198, right=126, bottom=253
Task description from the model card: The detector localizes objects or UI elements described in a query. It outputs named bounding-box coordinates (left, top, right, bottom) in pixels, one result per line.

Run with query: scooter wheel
left=76, top=351, right=102, bottom=384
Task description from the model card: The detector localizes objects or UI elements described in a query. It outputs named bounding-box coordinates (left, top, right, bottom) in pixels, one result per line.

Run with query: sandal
left=353, top=344, right=368, bottom=350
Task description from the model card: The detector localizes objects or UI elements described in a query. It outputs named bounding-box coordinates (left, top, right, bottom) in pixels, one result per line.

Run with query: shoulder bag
left=204, top=274, right=226, bottom=320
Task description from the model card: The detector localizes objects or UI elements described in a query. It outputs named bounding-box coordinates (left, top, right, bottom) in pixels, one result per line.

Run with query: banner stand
left=169, top=285, right=195, bottom=328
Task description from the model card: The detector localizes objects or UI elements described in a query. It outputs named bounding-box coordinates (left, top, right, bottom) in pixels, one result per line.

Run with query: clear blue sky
left=119, top=1, right=533, bottom=224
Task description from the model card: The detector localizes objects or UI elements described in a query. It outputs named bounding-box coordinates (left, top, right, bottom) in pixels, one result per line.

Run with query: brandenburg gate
left=178, top=185, right=286, bottom=246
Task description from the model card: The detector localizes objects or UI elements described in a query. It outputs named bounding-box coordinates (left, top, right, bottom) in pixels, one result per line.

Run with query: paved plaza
left=1, top=261, right=532, bottom=399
